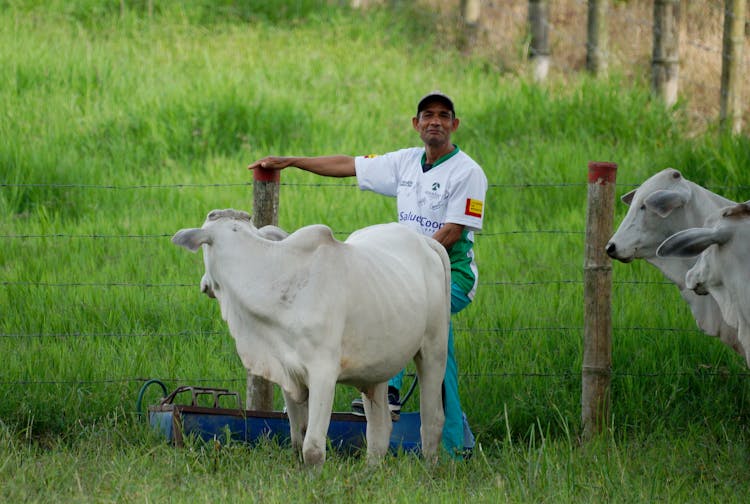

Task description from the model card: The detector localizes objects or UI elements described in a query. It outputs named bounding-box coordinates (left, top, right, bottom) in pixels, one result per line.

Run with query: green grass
left=3, top=417, right=750, bottom=502
left=2, top=2, right=750, bottom=501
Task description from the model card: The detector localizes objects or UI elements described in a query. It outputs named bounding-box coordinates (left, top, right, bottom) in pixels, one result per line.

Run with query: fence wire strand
left=4, top=367, right=749, bottom=388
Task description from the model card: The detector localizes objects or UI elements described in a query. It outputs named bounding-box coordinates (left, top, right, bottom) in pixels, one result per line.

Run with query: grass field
left=2, top=1, right=750, bottom=501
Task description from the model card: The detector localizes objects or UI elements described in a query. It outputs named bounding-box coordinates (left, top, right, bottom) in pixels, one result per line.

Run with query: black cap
left=417, top=91, right=455, bottom=115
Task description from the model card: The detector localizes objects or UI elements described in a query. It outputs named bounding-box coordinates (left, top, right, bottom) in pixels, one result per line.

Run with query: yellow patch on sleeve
left=465, top=198, right=483, bottom=218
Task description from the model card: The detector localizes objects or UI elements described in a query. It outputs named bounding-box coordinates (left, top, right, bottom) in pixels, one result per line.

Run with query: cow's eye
left=639, top=204, right=646, bottom=210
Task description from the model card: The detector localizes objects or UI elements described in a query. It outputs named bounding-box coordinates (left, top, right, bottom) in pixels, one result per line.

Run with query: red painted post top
left=588, top=162, right=617, bottom=184
left=253, top=167, right=281, bottom=183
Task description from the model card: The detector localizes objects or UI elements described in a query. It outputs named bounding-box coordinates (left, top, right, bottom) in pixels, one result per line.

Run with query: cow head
left=657, top=202, right=750, bottom=297
left=172, top=209, right=256, bottom=300
left=606, top=168, right=693, bottom=262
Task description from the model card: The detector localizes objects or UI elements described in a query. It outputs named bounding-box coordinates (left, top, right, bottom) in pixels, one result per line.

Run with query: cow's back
left=331, top=223, right=450, bottom=384
left=344, top=223, right=447, bottom=298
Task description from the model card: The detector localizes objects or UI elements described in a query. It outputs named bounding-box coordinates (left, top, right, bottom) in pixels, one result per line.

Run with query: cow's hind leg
left=414, top=349, right=446, bottom=463
left=282, top=390, right=308, bottom=461
left=362, top=381, right=392, bottom=464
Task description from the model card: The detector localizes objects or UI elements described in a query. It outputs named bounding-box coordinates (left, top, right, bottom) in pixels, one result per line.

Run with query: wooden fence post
left=720, top=0, right=747, bottom=134
left=528, top=0, right=550, bottom=82
left=582, top=161, right=617, bottom=441
left=586, top=0, right=609, bottom=77
left=247, top=167, right=280, bottom=411
left=652, top=0, right=681, bottom=107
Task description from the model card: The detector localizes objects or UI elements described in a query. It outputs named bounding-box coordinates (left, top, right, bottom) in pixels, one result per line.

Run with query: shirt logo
left=432, top=182, right=440, bottom=191
left=465, top=198, right=483, bottom=218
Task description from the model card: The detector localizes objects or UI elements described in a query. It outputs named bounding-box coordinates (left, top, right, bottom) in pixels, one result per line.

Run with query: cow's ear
left=656, top=227, right=731, bottom=258
left=621, top=189, right=636, bottom=206
left=644, top=189, right=688, bottom=218
left=172, top=228, right=212, bottom=252
left=723, top=202, right=750, bottom=219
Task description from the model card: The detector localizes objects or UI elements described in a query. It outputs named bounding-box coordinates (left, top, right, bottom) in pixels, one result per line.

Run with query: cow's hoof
left=303, top=447, right=325, bottom=468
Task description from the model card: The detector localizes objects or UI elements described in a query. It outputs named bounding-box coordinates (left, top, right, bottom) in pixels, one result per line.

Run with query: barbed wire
left=0, top=182, right=253, bottom=190
left=459, top=326, right=704, bottom=334
left=0, top=330, right=225, bottom=339
left=3, top=181, right=749, bottom=192
left=0, top=230, right=584, bottom=239
left=0, top=279, right=677, bottom=288
left=2, top=367, right=748, bottom=388
left=0, top=377, right=242, bottom=386
left=0, top=181, right=587, bottom=189
left=0, top=233, right=174, bottom=239
left=0, top=281, right=194, bottom=287
left=0, top=326, right=704, bottom=339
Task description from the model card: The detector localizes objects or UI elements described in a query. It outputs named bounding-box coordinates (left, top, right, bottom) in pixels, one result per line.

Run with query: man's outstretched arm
left=248, top=155, right=356, bottom=178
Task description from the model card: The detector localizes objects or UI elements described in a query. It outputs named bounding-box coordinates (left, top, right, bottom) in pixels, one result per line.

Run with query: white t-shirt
left=354, top=146, right=488, bottom=299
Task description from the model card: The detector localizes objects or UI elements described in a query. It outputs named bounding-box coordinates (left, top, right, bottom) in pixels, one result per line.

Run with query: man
left=247, top=91, right=488, bottom=458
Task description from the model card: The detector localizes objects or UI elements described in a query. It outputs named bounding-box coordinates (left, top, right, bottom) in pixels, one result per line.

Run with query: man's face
left=413, top=102, right=459, bottom=148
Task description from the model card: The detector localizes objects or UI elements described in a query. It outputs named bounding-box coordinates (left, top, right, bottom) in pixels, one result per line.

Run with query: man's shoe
left=350, top=397, right=365, bottom=416
left=350, top=387, right=401, bottom=421
left=388, top=387, right=401, bottom=422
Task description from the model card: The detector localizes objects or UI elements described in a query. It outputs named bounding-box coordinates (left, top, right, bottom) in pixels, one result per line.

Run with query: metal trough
left=146, top=384, right=422, bottom=454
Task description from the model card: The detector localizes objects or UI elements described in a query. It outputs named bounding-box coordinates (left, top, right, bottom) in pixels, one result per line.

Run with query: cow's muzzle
left=692, top=283, right=709, bottom=296
left=605, top=242, right=633, bottom=263
left=200, top=275, right=216, bottom=298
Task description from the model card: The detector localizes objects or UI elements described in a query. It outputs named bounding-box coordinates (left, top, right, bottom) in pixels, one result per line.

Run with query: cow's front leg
left=362, top=381, right=392, bottom=464
left=302, top=374, right=337, bottom=467
left=282, top=389, right=308, bottom=461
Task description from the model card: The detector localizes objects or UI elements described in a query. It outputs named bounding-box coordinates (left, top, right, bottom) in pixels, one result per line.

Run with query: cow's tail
left=426, top=237, right=452, bottom=332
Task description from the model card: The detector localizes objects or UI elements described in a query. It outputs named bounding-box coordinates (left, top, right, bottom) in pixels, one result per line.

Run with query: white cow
left=172, top=209, right=450, bottom=467
left=605, top=168, right=742, bottom=355
left=657, top=203, right=750, bottom=366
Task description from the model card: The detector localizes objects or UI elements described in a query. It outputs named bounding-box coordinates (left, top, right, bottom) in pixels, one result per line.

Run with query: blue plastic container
left=147, top=385, right=422, bottom=454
